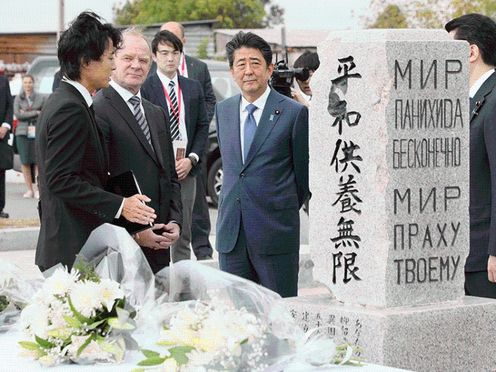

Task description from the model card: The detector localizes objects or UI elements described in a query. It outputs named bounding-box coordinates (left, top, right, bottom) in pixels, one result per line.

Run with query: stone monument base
left=282, top=294, right=496, bottom=371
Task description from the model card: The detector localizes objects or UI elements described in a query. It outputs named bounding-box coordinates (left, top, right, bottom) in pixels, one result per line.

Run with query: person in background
left=291, top=51, right=320, bottom=107
left=0, top=75, right=13, bottom=218
left=142, top=30, right=209, bottom=263
left=160, top=21, right=216, bottom=260
left=14, top=74, right=45, bottom=199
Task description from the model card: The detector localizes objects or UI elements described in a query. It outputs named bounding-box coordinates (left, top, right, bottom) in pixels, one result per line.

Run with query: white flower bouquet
left=18, top=265, right=136, bottom=367
left=135, top=260, right=359, bottom=372
left=135, top=300, right=269, bottom=371
left=0, top=261, right=35, bottom=331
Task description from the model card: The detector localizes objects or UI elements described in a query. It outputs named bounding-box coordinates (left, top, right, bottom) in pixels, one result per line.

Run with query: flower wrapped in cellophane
left=134, top=260, right=358, bottom=371
left=0, top=261, right=36, bottom=331
left=18, top=265, right=135, bottom=367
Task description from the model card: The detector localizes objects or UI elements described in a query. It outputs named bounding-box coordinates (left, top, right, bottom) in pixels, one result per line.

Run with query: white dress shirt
left=470, top=69, right=495, bottom=98
left=239, top=86, right=271, bottom=161
left=110, top=80, right=145, bottom=115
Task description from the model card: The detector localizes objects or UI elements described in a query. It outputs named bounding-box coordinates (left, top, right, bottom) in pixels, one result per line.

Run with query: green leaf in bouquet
left=240, top=338, right=249, bottom=345
left=67, top=296, right=91, bottom=324
left=137, top=356, right=167, bottom=366
left=0, top=295, right=8, bottom=312
left=19, top=341, right=40, bottom=351
left=86, top=318, right=107, bottom=330
left=131, top=369, right=145, bottom=372
left=73, top=258, right=101, bottom=283
left=77, top=334, right=96, bottom=357
left=168, top=346, right=194, bottom=365
left=63, top=315, right=82, bottom=329
left=156, top=340, right=176, bottom=347
left=47, top=327, right=73, bottom=340
left=98, top=337, right=125, bottom=362
left=35, top=335, right=56, bottom=349
left=141, top=349, right=161, bottom=358
left=108, top=317, right=135, bottom=330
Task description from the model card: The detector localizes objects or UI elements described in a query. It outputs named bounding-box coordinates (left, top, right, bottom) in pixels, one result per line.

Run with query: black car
left=21, top=56, right=237, bottom=207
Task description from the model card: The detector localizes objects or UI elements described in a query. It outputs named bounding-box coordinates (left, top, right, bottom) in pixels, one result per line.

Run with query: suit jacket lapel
left=225, top=95, right=243, bottom=168
left=243, top=90, right=281, bottom=169
left=151, top=74, right=170, bottom=120
left=471, top=71, right=496, bottom=122
left=105, top=86, right=159, bottom=165
left=178, top=76, right=191, bottom=142
left=143, top=100, right=165, bottom=169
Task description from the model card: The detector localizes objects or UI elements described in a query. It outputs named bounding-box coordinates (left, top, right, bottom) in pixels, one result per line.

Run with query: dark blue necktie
left=243, top=103, right=257, bottom=162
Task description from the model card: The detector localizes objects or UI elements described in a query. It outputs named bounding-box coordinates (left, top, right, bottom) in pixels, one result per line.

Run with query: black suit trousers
left=0, top=169, right=5, bottom=211
left=191, top=158, right=213, bottom=258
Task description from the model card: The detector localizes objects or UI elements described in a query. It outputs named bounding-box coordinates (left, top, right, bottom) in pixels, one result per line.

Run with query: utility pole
left=57, top=0, right=65, bottom=40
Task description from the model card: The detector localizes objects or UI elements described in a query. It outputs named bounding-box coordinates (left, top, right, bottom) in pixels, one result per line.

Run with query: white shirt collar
left=62, top=77, right=93, bottom=107
left=470, top=69, right=495, bottom=98
left=156, top=69, right=178, bottom=88
left=240, top=86, right=271, bottom=113
left=110, top=80, right=142, bottom=102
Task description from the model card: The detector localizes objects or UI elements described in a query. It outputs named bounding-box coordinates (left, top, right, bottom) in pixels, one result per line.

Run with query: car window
left=210, top=71, right=239, bottom=101
left=28, top=58, right=59, bottom=95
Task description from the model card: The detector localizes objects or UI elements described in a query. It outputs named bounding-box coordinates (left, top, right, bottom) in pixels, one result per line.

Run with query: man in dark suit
left=446, top=14, right=496, bottom=298
left=215, top=32, right=309, bottom=298
left=0, top=75, right=13, bottom=218
left=36, top=12, right=156, bottom=271
left=94, top=29, right=182, bottom=273
left=160, top=21, right=216, bottom=260
left=142, top=30, right=209, bottom=263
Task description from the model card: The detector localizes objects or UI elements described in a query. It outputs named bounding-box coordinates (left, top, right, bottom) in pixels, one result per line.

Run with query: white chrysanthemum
left=20, top=303, right=49, bottom=339
left=43, top=268, right=79, bottom=297
left=161, top=357, right=179, bottom=372
left=69, top=281, right=102, bottom=318
left=48, top=300, right=71, bottom=329
left=38, top=354, right=57, bottom=367
left=97, top=278, right=124, bottom=312
left=186, top=349, right=215, bottom=367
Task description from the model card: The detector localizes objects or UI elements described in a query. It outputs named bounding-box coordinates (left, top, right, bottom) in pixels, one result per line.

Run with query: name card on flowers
left=309, top=29, right=469, bottom=307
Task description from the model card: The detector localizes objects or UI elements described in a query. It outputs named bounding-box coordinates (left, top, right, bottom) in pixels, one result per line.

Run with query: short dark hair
left=151, top=30, right=183, bottom=55
left=225, top=31, right=272, bottom=68
left=58, top=12, right=122, bottom=81
left=445, top=13, right=496, bottom=67
left=294, top=51, right=320, bottom=72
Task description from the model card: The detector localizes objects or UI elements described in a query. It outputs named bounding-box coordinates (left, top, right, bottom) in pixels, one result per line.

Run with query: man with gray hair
left=93, top=28, right=182, bottom=273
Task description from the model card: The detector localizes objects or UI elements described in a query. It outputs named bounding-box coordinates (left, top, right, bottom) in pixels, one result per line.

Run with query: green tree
left=365, top=0, right=496, bottom=29
left=368, top=4, right=408, bottom=28
left=113, top=0, right=283, bottom=28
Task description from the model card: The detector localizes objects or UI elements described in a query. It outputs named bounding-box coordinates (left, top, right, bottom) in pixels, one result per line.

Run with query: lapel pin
left=275, top=110, right=280, bottom=115
left=473, top=99, right=485, bottom=117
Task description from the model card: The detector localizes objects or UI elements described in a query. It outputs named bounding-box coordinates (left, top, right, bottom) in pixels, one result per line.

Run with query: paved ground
left=0, top=179, right=310, bottom=287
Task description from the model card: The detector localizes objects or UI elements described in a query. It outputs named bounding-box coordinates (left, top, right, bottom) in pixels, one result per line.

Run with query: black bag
left=0, top=138, right=13, bottom=170
left=12, top=134, right=18, bottom=154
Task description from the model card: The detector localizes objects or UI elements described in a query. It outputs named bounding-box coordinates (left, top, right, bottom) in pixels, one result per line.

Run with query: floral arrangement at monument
left=0, top=261, right=35, bottom=331
left=135, top=299, right=269, bottom=371
left=18, top=264, right=135, bottom=367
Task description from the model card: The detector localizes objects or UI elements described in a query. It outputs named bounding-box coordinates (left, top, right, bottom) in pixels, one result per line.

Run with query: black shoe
left=197, top=255, right=213, bottom=261
left=0, top=211, right=9, bottom=218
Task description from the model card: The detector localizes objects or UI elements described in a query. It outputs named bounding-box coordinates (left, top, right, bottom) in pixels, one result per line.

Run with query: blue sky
left=1, top=0, right=372, bottom=33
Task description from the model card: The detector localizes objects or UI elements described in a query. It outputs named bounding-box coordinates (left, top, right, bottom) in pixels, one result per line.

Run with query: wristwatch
left=188, top=155, right=198, bottom=167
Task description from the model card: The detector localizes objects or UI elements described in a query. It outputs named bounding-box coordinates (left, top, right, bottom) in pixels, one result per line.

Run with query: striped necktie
left=168, top=80, right=181, bottom=140
left=129, top=95, right=152, bottom=146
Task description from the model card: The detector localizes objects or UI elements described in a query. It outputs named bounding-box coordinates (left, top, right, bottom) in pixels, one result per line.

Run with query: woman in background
left=14, top=74, right=45, bottom=198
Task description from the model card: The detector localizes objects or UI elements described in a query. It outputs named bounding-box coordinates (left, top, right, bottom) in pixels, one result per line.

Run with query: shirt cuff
left=188, top=153, right=199, bottom=162
left=115, top=199, right=125, bottom=218
left=1, top=123, right=11, bottom=130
